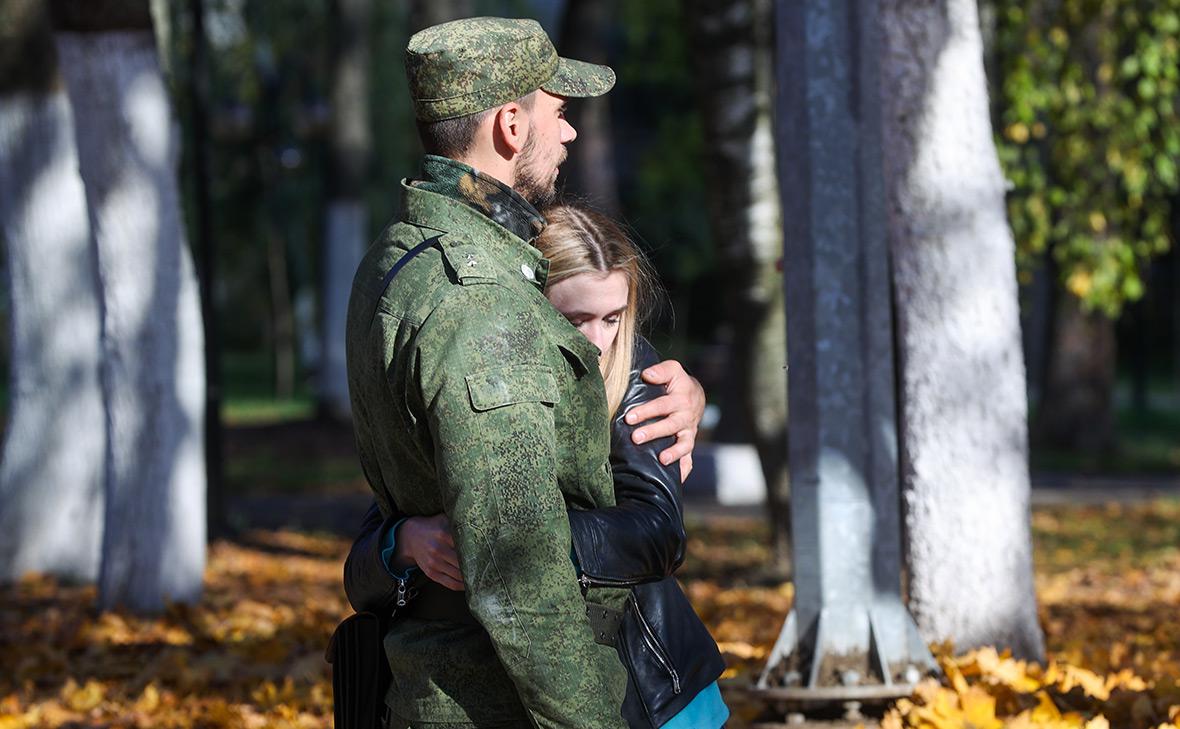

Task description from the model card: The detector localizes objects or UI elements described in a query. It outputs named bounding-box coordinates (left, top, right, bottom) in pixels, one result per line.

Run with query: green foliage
left=993, top=0, right=1180, bottom=317
left=615, top=0, right=713, bottom=285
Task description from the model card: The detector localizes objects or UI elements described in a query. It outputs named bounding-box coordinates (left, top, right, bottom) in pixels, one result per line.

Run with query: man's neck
left=453, top=151, right=515, bottom=190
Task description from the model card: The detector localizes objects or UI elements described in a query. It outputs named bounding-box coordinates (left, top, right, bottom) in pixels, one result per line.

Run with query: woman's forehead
left=547, top=270, right=629, bottom=312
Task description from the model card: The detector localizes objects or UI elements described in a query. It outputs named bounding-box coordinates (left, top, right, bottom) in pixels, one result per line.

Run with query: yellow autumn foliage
left=2, top=503, right=1180, bottom=728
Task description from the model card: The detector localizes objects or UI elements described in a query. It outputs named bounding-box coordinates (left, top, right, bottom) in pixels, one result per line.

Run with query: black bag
left=326, top=612, right=391, bottom=729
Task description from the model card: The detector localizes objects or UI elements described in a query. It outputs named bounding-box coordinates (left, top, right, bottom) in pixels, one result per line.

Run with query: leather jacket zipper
left=396, top=576, right=409, bottom=607
left=573, top=541, right=644, bottom=589
left=633, top=597, right=681, bottom=694
left=578, top=572, right=641, bottom=589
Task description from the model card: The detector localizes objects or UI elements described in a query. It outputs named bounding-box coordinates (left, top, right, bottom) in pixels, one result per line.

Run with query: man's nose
left=560, top=118, right=577, bottom=143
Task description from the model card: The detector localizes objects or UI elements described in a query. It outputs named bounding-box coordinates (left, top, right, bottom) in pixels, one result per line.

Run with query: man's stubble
left=514, top=122, right=565, bottom=209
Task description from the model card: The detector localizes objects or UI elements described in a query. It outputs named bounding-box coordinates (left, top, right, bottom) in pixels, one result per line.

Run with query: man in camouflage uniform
left=345, top=17, right=703, bottom=729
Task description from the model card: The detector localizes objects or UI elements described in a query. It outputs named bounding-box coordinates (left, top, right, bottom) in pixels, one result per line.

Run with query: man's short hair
left=417, top=91, right=536, bottom=158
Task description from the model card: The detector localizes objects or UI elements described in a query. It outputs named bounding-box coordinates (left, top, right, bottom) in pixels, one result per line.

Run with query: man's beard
left=514, top=127, right=563, bottom=208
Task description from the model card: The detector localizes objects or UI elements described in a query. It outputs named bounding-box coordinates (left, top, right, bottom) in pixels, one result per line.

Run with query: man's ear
left=493, top=101, right=529, bottom=157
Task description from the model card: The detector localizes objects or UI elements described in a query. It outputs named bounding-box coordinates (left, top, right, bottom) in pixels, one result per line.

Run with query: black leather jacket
left=343, top=337, right=725, bottom=728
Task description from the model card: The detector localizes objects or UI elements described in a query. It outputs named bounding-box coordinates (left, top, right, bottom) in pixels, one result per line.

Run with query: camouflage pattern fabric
left=406, top=17, right=615, bottom=122
left=411, top=155, right=546, bottom=245
left=345, top=155, right=629, bottom=728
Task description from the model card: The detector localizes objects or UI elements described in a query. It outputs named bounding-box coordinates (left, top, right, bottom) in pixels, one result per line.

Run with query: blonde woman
left=345, top=205, right=728, bottom=729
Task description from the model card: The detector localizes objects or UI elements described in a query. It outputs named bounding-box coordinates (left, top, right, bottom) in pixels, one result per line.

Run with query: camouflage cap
left=406, top=17, right=616, bottom=123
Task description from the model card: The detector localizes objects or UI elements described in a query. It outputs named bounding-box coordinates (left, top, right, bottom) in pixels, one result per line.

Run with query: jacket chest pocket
left=464, top=365, right=558, bottom=412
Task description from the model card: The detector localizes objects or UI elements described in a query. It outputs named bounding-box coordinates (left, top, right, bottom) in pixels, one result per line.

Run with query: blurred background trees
left=2, top=0, right=1180, bottom=618
left=118, top=0, right=1180, bottom=480
left=683, top=0, right=789, bottom=571
left=0, top=0, right=105, bottom=585
left=0, top=0, right=206, bottom=612
left=990, top=0, right=1180, bottom=451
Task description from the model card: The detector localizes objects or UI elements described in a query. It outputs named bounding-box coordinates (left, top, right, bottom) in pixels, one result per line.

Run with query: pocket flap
left=465, top=366, right=559, bottom=412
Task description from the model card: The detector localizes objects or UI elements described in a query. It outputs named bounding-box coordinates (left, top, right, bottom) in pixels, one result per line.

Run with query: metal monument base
left=726, top=681, right=920, bottom=726
left=752, top=606, right=938, bottom=702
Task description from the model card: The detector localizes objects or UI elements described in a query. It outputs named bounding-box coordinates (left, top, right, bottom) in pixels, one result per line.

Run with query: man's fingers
left=639, top=412, right=696, bottom=444
left=429, top=569, right=465, bottom=591
left=657, top=431, right=695, bottom=466
left=423, top=552, right=465, bottom=591
left=435, top=563, right=465, bottom=589
left=625, top=394, right=676, bottom=426
left=428, top=542, right=461, bottom=572
left=438, top=550, right=461, bottom=575
left=639, top=359, right=682, bottom=386
left=626, top=394, right=695, bottom=439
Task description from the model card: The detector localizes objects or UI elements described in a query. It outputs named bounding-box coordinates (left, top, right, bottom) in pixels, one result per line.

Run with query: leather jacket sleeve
left=343, top=500, right=416, bottom=614
left=567, top=337, right=687, bottom=583
left=343, top=337, right=690, bottom=609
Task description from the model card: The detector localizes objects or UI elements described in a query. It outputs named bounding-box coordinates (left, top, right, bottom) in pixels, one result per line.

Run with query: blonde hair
left=535, top=205, right=660, bottom=416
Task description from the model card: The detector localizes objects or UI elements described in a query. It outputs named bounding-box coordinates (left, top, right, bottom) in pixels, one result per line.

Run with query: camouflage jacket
left=345, top=156, right=629, bottom=728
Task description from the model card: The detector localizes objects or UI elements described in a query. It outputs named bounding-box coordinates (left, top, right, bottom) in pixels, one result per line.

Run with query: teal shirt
left=660, top=682, right=729, bottom=729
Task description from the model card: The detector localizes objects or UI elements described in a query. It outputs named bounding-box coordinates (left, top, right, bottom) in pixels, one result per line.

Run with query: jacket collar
left=407, top=155, right=546, bottom=244
left=400, top=170, right=551, bottom=291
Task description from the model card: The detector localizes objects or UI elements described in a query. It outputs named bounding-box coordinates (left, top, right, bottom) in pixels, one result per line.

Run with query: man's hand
left=624, top=359, right=705, bottom=481
left=396, top=514, right=465, bottom=591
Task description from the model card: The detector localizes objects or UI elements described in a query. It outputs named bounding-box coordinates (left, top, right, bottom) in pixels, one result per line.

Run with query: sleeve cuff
left=380, top=517, right=417, bottom=580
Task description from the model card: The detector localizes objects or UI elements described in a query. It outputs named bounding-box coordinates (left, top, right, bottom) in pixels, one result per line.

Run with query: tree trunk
left=558, top=0, right=621, bottom=215
left=55, top=18, right=206, bottom=612
left=252, top=51, right=297, bottom=403
left=185, top=0, right=227, bottom=540
left=685, top=0, right=789, bottom=570
left=0, top=0, right=105, bottom=583
left=320, top=0, right=372, bottom=420
left=268, top=227, right=295, bottom=398
left=1032, top=291, right=1116, bottom=450
left=1022, top=251, right=1056, bottom=409
left=880, top=0, right=1044, bottom=660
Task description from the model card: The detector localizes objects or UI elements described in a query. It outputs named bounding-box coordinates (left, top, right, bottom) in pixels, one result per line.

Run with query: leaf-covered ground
left=2, top=499, right=1179, bottom=728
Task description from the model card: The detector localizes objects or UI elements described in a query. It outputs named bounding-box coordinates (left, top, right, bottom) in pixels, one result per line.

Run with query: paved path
left=1028, top=472, right=1180, bottom=504
left=226, top=465, right=1180, bottom=535
left=682, top=443, right=1180, bottom=508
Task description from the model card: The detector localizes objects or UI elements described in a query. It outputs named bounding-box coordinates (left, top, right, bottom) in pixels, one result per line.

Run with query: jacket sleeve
left=416, top=287, right=627, bottom=729
left=343, top=500, right=416, bottom=614
left=567, top=337, right=688, bottom=583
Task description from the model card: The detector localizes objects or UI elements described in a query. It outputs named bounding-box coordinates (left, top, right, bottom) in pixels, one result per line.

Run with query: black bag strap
left=372, top=234, right=441, bottom=321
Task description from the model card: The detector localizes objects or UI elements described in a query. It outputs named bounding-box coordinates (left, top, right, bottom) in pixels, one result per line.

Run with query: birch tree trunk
left=55, top=19, right=206, bottom=612
left=320, top=0, right=372, bottom=419
left=879, top=0, right=1044, bottom=660
left=685, top=0, right=790, bottom=569
left=0, top=0, right=105, bottom=582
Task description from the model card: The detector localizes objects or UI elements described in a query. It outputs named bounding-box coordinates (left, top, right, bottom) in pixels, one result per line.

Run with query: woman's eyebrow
left=564, top=306, right=627, bottom=318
